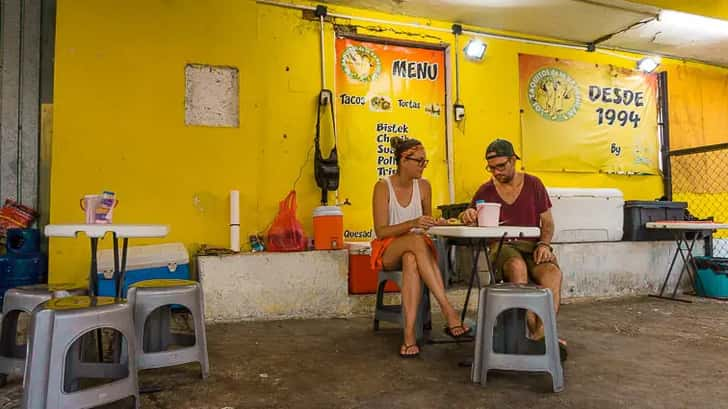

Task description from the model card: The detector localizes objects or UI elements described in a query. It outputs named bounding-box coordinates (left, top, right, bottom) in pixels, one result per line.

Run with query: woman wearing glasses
left=370, top=136, right=470, bottom=358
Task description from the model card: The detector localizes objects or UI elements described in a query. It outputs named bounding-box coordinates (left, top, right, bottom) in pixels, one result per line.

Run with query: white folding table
left=44, top=224, right=169, bottom=298
left=646, top=221, right=728, bottom=302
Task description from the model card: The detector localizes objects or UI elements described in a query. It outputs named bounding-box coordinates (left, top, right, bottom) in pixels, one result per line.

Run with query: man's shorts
left=488, top=240, right=559, bottom=282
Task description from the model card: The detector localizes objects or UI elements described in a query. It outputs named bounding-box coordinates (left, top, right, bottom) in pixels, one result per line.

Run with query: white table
left=45, top=224, right=169, bottom=297
left=428, top=225, right=541, bottom=323
left=646, top=221, right=728, bottom=302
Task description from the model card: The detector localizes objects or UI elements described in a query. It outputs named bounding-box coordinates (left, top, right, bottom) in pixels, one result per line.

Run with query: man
left=460, top=138, right=566, bottom=357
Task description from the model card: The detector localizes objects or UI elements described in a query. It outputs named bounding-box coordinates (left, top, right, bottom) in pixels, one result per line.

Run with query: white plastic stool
left=0, top=284, right=85, bottom=386
left=472, top=284, right=564, bottom=393
left=127, top=279, right=209, bottom=378
left=23, top=296, right=139, bottom=409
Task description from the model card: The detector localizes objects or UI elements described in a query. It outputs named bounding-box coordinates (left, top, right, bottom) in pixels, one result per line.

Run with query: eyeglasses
left=405, top=156, right=429, bottom=168
left=486, top=159, right=510, bottom=173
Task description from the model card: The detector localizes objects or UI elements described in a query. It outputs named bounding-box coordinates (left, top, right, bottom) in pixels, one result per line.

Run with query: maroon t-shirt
left=469, top=173, right=551, bottom=229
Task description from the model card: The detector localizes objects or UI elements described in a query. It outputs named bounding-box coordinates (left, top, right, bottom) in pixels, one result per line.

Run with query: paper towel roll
left=230, top=190, right=240, bottom=252
left=230, top=190, right=240, bottom=225
left=230, top=225, right=240, bottom=252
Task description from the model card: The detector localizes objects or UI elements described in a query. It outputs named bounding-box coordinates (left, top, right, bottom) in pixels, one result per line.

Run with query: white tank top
left=385, top=176, right=423, bottom=227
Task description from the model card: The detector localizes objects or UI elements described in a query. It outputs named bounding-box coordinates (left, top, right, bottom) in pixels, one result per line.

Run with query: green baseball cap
left=485, top=139, right=520, bottom=160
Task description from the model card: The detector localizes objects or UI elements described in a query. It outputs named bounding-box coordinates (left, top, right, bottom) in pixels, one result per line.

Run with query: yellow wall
left=50, top=0, right=723, bottom=285
left=51, top=0, right=260, bottom=283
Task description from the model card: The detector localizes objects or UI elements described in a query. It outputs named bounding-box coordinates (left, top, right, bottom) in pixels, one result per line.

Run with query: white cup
left=477, top=202, right=501, bottom=227
left=80, top=195, right=101, bottom=224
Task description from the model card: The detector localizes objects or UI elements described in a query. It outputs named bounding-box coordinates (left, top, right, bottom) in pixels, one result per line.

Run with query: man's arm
left=533, top=209, right=556, bottom=264
left=538, top=209, right=555, bottom=244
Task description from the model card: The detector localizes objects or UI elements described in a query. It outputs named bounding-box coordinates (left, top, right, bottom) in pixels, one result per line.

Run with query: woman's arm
left=420, top=179, right=448, bottom=224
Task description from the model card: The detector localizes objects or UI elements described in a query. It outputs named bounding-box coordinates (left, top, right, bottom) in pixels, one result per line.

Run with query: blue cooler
left=96, top=243, right=190, bottom=298
left=695, top=257, right=728, bottom=298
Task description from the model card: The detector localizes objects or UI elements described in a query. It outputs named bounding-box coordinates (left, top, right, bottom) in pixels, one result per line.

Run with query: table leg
left=650, top=230, right=700, bottom=303
left=673, top=232, right=701, bottom=298
left=428, top=238, right=481, bottom=346
left=460, top=240, right=482, bottom=324
left=117, top=238, right=129, bottom=300
left=87, top=237, right=106, bottom=360
left=89, top=238, right=99, bottom=297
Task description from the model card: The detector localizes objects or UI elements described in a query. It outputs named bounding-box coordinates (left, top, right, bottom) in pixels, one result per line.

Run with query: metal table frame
left=646, top=221, right=728, bottom=303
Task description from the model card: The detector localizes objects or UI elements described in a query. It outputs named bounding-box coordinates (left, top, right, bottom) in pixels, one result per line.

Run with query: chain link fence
left=669, top=143, right=728, bottom=257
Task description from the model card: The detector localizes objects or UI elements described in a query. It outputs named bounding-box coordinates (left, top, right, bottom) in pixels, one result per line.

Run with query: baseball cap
left=485, top=139, right=520, bottom=160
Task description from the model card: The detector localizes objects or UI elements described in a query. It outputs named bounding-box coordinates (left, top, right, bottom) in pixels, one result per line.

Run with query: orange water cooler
left=313, top=206, right=344, bottom=250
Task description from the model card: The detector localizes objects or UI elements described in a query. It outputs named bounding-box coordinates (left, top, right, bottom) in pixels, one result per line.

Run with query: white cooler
left=547, top=188, right=624, bottom=243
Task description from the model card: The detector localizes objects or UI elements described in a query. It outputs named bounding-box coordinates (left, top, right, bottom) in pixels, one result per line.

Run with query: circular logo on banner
left=341, top=45, right=382, bottom=82
left=528, top=68, right=581, bottom=121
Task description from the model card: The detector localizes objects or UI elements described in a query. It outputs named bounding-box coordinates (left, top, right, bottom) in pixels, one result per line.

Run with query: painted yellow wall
left=50, top=0, right=724, bottom=285
left=50, top=0, right=260, bottom=283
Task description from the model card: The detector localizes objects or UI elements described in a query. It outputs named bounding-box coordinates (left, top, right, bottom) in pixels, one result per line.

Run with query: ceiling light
left=659, top=10, right=728, bottom=36
left=636, top=56, right=660, bottom=73
left=464, top=38, right=487, bottom=61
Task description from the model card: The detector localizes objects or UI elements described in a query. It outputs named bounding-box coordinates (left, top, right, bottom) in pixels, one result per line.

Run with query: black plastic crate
left=623, top=200, right=687, bottom=241
left=437, top=202, right=470, bottom=220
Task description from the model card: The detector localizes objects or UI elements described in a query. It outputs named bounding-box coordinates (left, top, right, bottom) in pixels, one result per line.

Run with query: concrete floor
left=1, top=295, right=728, bottom=409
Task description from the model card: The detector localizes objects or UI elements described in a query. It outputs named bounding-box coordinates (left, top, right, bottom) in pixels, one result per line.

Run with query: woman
left=370, top=137, right=469, bottom=358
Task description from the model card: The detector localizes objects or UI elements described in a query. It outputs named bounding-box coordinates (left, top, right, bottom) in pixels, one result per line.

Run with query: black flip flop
left=558, top=340, right=568, bottom=362
left=399, top=343, right=420, bottom=358
left=527, top=337, right=568, bottom=362
left=444, top=324, right=471, bottom=339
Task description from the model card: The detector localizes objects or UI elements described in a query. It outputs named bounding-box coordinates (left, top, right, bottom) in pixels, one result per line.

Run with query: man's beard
left=495, top=173, right=513, bottom=183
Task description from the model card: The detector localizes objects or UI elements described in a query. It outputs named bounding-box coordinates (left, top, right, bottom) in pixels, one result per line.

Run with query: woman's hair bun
left=390, top=136, right=404, bottom=150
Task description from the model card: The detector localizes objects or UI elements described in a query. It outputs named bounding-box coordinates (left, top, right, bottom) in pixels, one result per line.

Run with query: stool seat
left=472, top=284, right=564, bottom=393
left=44, top=295, right=116, bottom=310
left=130, top=279, right=197, bottom=289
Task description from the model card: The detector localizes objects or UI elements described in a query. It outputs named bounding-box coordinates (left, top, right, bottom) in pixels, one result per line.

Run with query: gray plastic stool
left=0, top=284, right=86, bottom=386
left=472, top=284, right=564, bottom=393
left=127, top=279, right=209, bottom=378
left=373, top=270, right=431, bottom=344
left=23, top=296, right=139, bottom=409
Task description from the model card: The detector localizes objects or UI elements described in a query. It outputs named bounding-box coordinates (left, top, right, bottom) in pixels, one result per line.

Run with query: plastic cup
left=477, top=202, right=501, bottom=227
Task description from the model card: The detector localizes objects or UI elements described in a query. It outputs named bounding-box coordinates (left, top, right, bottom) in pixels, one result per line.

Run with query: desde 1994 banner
left=519, top=53, right=659, bottom=175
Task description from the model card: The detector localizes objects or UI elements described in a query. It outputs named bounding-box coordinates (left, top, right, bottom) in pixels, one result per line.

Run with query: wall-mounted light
left=636, top=56, right=661, bottom=73
left=464, top=38, right=487, bottom=61
left=659, top=10, right=728, bottom=36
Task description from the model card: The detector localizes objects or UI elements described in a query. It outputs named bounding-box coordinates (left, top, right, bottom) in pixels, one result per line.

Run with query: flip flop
left=399, top=343, right=420, bottom=358
left=558, top=339, right=568, bottom=362
left=444, top=324, right=471, bottom=339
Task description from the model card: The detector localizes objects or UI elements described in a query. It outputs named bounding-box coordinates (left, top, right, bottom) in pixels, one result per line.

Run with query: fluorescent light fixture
left=636, top=56, right=660, bottom=73
left=659, top=10, right=728, bottom=36
left=464, top=38, right=487, bottom=61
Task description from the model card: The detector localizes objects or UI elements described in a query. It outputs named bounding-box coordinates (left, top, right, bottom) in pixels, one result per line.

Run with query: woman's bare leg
left=382, top=234, right=468, bottom=337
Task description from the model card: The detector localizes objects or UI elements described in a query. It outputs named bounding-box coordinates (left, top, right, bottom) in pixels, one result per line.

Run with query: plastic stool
left=23, top=296, right=139, bottom=409
left=0, top=284, right=85, bottom=386
left=373, top=270, right=431, bottom=344
left=472, top=284, right=564, bottom=392
left=127, top=279, right=209, bottom=378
